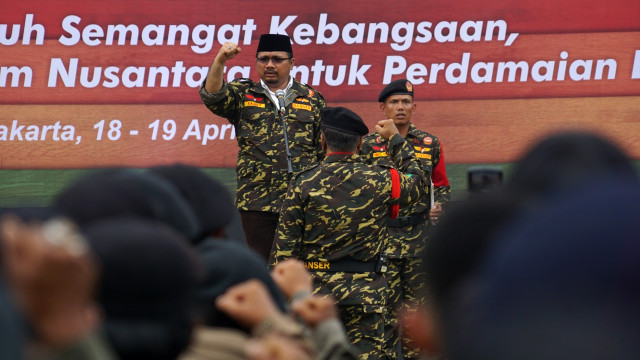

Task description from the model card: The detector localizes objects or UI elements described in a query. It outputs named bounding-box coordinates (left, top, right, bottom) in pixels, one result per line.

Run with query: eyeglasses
left=256, top=56, right=292, bottom=65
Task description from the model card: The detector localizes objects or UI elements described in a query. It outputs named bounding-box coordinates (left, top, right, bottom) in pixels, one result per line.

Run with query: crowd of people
left=0, top=32, right=639, bottom=360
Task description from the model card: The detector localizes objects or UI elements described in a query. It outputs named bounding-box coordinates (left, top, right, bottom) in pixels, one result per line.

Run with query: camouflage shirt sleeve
left=387, top=134, right=428, bottom=206
left=199, top=79, right=246, bottom=125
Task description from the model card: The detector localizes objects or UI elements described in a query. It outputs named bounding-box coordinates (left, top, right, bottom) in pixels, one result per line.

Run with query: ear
left=289, top=57, right=295, bottom=70
left=320, top=133, right=327, bottom=151
left=356, top=137, right=363, bottom=152
left=401, top=306, right=442, bottom=356
left=379, top=101, right=386, bottom=113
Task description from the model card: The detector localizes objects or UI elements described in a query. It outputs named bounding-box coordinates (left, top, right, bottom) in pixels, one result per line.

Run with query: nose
left=264, top=59, right=278, bottom=69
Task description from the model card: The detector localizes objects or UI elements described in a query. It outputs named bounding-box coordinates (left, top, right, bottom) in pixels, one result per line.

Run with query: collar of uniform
left=406, top=123, right=422, bottom=139
left=323, top=153, right=361, bottom=163
left=259, top=77, right=293, bottom=96
left=249, top=78, right=306, bottom=102
left=260, top=77, right=293, bottom=109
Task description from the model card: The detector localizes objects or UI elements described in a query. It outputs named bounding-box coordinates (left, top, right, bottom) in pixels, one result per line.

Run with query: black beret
left=54, top=168, right=201, bottom=241
left=256, top=34, right=293, bottom=55
left=84, top=218, right=202, bottom=359
left=378, top=78, right=414, bottom=102
left=195, top=240, right=287, bottom=331
left=149, top=164, right=234, bottom=242
left=321, top=107, right=369, bottom=136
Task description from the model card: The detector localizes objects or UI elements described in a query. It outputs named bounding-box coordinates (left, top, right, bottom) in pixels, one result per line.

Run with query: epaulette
left=374, top=162, right=394, bottom=170
left=293, top=163, right=320, bottom=179
left=362, top=132, right=381, bottom=141
left=232, top=78, right=255, bottom=85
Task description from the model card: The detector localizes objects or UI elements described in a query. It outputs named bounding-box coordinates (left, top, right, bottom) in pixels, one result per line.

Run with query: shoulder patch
left=245, top=94, right=264, bottom=102
left=300, top=83, right=323, bottom=100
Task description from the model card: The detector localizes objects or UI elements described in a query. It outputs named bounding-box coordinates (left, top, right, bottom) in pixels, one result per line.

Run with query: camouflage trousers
left=338, top=304, right=397, bottom=360
left=385, top=257, right=427, bottom=360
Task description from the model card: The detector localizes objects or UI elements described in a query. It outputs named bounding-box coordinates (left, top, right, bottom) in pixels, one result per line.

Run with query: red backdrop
left=1, top=0, right=639, bottom=168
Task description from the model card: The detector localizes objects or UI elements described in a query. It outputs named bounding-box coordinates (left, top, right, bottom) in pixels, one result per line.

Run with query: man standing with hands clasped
left=360, top=79, right=450, bottom=359
left=199, top=34, right=325, bottom=261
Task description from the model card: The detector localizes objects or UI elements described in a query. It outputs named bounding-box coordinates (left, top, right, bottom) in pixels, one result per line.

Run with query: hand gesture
left=271, top=259, right=313, bottom=300
left=216, top=41, right=242, bottom=63
left=430, top=202, right=443, bottom=224
left=291, top=295, right=338, bottom=328
left=0, top=216, right=99, bottom=346
left=216, top=279, right=280, bottom=330
left=374, top=119, right=400, bottom=140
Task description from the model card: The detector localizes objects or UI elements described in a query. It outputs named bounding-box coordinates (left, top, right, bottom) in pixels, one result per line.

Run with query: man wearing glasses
left=200, top=34, right=325, bottom=261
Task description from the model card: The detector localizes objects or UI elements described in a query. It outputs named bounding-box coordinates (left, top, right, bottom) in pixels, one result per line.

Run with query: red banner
left=1, top=0, right=640, bottom=168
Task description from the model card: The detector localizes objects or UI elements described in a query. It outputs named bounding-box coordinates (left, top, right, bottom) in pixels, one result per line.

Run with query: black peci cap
left=378, top=79, right=414, bottom=102
left=321, top=106, right=369, bottom=136
left=256, top=34, right=293, bottom=55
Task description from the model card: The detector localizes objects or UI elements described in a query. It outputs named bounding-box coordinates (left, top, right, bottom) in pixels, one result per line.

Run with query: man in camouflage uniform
left=270, top=107, right=428, bottom=360
left=200, top=34, right=325, bottom=261
left=359, top=79, right=450, bottom=359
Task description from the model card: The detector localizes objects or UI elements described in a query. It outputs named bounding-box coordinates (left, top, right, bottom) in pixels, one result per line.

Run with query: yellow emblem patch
left=416, top=153, right=432, bottom=159
left=373, top=152, right=388, bottom=158
left=292, top=103, right=312, bottom=111
left=244, top=101, right=264, bottom=108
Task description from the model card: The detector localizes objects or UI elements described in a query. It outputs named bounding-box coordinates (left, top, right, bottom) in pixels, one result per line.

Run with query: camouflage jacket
left=360, top=123, right=451, bottom=257
left=200, top=78, right=325, bottom=213
left=270, top=134, right=427, bottom=305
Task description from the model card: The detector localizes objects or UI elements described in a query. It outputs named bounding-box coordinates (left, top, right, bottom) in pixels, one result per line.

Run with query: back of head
left=148, top=164, right=234, bottom=243
left=195, top=240, right=286, bottom=331
left=507, top=131, right=637, bottom=198
left=320, top=106, right=368, bottom=152
left=54, top=168, right=200, bottom=241
left=84, top=218, right=202, bottom=360
left=447, top=178, right=640, bottom=360
left=425, top=190, right=521, bottom=312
